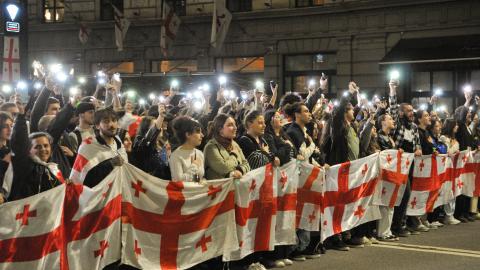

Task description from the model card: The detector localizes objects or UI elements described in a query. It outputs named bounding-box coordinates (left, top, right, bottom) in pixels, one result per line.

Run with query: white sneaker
left=368, top=237, right=380, bottom=244
left=430, top=221, right=444, bottom=227
left=361, top=236, right=372, bottom=246
left=444, top=216, right=461, bottom=225
left=248, top=263, right=259, bottom=270
left=256, top=262, right=268, bottom=270
left=271, top=260, right=286, bottom=268
left=282, top=259, right=293, bottom=266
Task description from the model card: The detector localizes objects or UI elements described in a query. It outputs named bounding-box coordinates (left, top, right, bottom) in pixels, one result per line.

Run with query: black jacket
left=377, top=130, right=396, bottom=151
left=418, top=127, right=435, bottom=155
left=83, top=131, right=124, bottom=188
left=237, top=134, right=273, bottom=169
left=264, top=132, right=295, bottom=166
left=48, top=104, right=75, bottom=177
left=131, top=126, right=171, bottom=179
left=9, top=114, right=62, bottom=201
left=286, top=122, right=306, bottom=152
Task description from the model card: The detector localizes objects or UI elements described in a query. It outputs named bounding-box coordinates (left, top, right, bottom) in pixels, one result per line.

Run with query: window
left=167, top=0, right=187, bottom=16
left=43, top=0, right=65, bottom=23
left=285, top=54, right=336, bottom=72
left=296, top=0, right=325, bottom=8
left=412, top=71, right=454, bottom=93
left=471, top=70, right=480, bottom=91
left=412, top=72, right=430, bottom=92
left=216, top=57, right=264, bottom=73
left=151, top=60, right=197, bottom=73
left=227, top=0, right=252, bottom=12
left=100, top=0, right=123, bottom=21
left=91, top=62, right=135, bottom=74
left=432, top=71, right=453, bottom=92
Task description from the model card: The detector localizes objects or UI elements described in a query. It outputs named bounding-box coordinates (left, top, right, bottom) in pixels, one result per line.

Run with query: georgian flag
left=274, top=161, right=298, bottom=245
left=78, top=23, right=90, bottom=45
left=407, top=154, right=450, bottom=216
left=70, top=136, right=128, bottom=184
left=374, top=150, right=413, bottom=208
left=462, top=150, right=480, bottom=197
left=0, top=176, right=122, bottom=270
left=0, top=184, right=66, bottom=269
left=448, top=152, right=467, bottom=197
left=2, top=36, right=20, bottom=83
left=224, top=164, right=278, bottom=261
left=210, top=0, right=232, bottom=49
left=296, top=162, right=324, bottom=231
left=321, top=154, right=381, bottom=241
left=160, top=2, right=181, bottom=56
left=113, top=4, right=130, bottom=51
left=120, top=164, right=238, bottom=269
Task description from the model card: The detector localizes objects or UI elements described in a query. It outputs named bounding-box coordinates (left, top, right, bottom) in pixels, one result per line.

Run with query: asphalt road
left=288, top=221, right=480, bottom=270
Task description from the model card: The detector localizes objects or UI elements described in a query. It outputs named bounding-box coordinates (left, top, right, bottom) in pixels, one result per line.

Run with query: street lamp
left=6, top=4, right=19, bottom=21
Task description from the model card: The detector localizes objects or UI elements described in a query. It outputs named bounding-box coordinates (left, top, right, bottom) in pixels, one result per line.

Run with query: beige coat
left=203, top=138, right=250, bottom=180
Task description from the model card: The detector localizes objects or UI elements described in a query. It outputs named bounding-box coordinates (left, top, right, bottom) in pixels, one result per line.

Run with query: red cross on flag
left=447, top=150, right=472, bottom=197
left=2, top=36, right=20, bottom=83
left=210, top=0, right=232, bottom=49
left=224, top=164, right=278, bottom=261
left=374, top=150, right=413, bottom=208
left=296, top=163, right=324, bottom=231
left=321, top=154, right=381, bottom=241
left=160, top=3, right=181, bottom=56
left=461, top=150, right=480, bottom=197
left=274, top=161, right=298, bottom=245
left=407, top=154, right=450, bottom=216
left=120, top=164, right=238, bottom=269
left=0, top=175, right=122, bottom=269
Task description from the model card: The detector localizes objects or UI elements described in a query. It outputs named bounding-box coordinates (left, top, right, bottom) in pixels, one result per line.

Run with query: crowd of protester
left=0, top=70, right=479, bottom=270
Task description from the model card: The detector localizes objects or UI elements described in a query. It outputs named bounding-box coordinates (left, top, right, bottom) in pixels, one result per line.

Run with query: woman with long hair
left=263, top=109, right=296, bottom=165
left=203, top=113, right=250, bottom=180
left=169, top=116, right=204, bottom=182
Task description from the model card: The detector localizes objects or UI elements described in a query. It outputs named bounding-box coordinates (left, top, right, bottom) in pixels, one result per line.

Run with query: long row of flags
left=79, top=0, right=232, bottom=53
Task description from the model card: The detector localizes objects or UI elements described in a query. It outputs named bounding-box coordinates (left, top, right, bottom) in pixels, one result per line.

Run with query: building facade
left=11, top=0, right=480, bottom=107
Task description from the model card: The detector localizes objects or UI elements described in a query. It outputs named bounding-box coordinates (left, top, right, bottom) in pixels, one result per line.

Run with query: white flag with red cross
left=224, top=164, right=278, bottom=261
left=78, top=23, right=90, bottom=45
left=0, top=184, right=66, bottom=269
left=448, top=151, right=467, bottom=198
left=374, top=150, right=413, bottom=208
left=461, top=150, right=480, bottom=197
left=435, top=154, right=455, bottom=206
left=321, top=154, right=381, bottom=241
left=2, top=36, right=20, bottom=83
left=274, top=161, right=298, bottom=245
left=70, top=136, right=128, bottom=184
left=0, top=176, right=122, bottom=270
left=160, top=2, right=181, bottom=56
left=407, top=154, right=449, bottom=216
left=210, top=0, right=232, bottom=49
left=296, top=162, right=324, bottom=231
left=113, top=4, right=130, bottom=51
left=64, top=170, right=123, bottom=270
left=120, top=163, right=238, bottom=269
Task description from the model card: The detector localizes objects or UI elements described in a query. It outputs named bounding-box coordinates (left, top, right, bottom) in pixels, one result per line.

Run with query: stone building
left=6, top=0, right=480, bottom=108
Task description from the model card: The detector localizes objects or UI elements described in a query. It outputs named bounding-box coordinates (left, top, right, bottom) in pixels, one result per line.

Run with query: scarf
left=215, top=135, right=234, bottom=152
